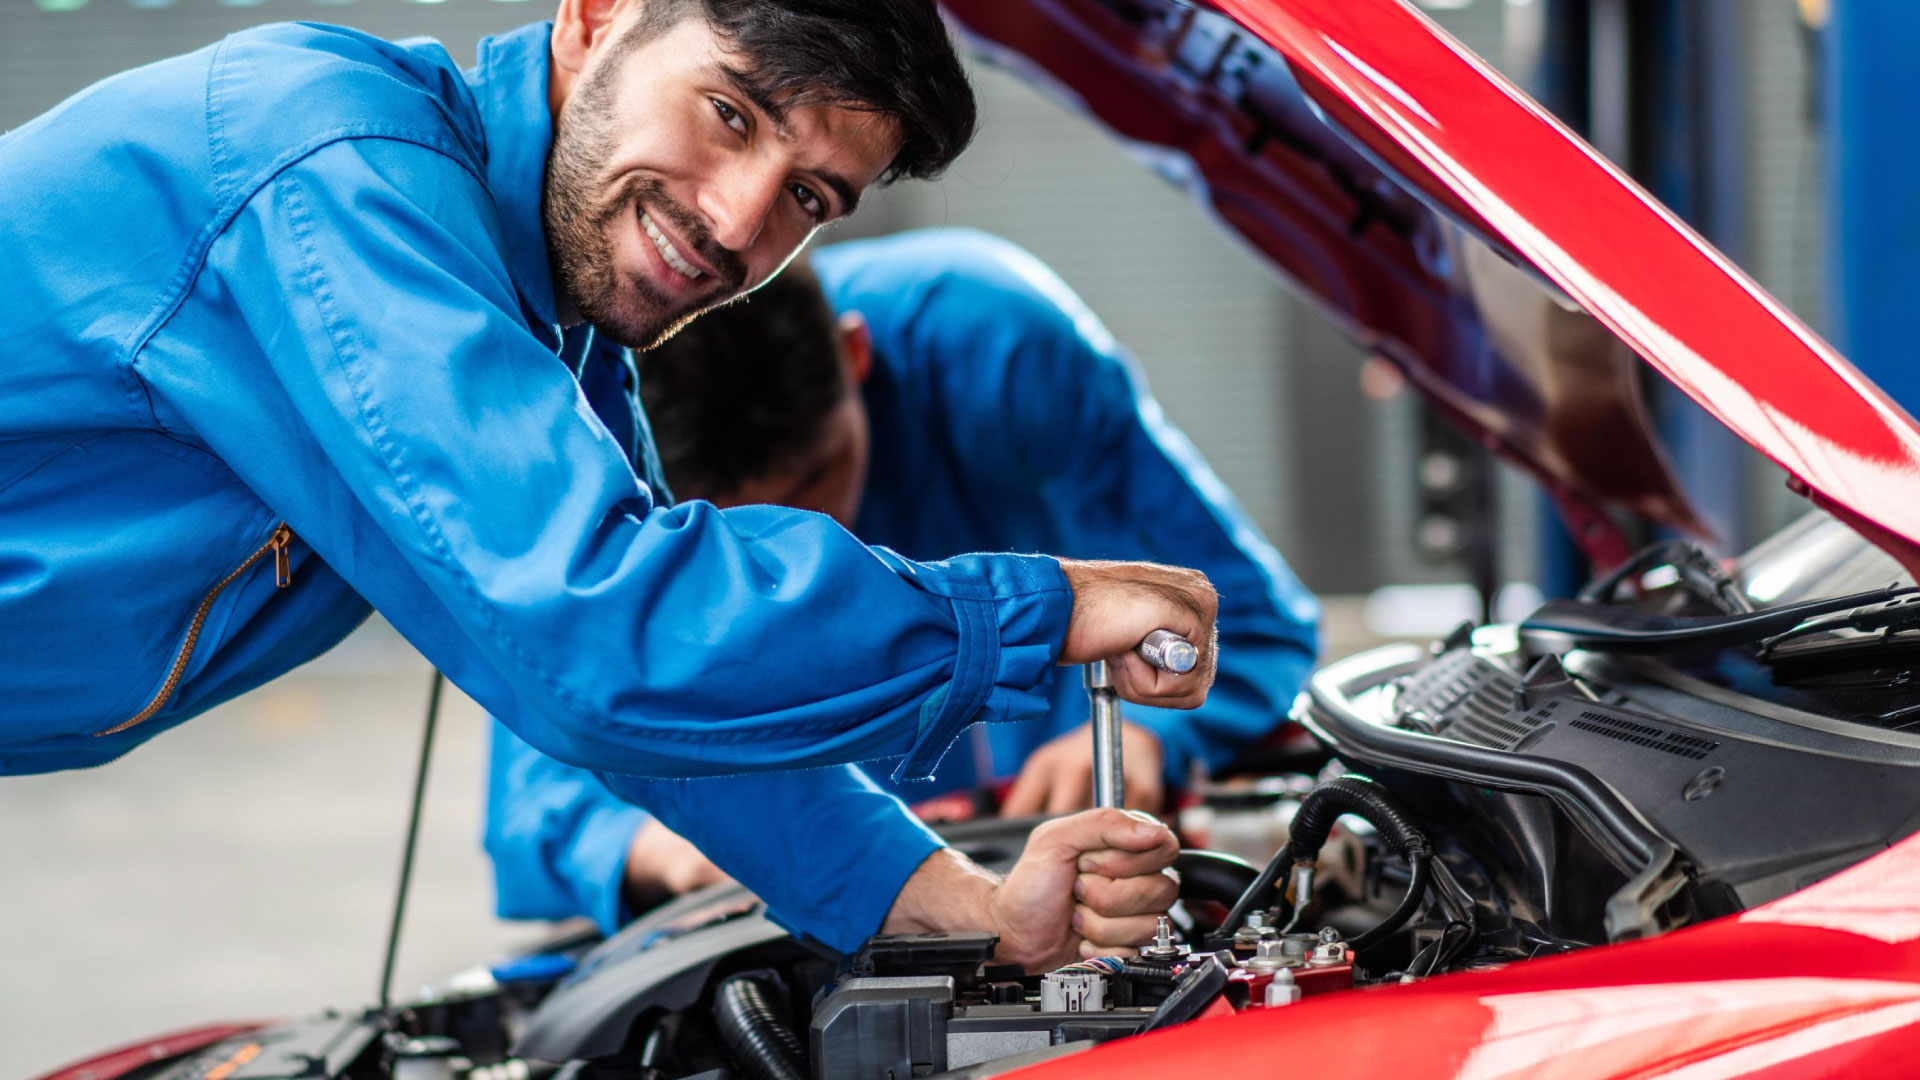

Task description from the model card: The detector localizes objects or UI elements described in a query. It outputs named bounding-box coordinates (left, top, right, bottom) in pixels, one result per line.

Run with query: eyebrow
left=816, top=172, right=862, bottom=218
left=719, top=64, right=865, bottom=219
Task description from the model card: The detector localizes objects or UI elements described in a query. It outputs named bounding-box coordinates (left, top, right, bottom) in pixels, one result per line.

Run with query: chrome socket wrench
left=1086, top=630, right=1199, bottom=809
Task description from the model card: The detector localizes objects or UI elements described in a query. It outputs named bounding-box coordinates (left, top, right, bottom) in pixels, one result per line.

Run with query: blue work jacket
left=0, top=30, right=1073, bottom=804
left=486, top=230, right=1321, bottom=942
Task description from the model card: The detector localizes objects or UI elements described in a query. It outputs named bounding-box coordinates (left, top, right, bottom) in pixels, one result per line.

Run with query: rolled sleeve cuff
left=887, top=552, right=1073, bottom=783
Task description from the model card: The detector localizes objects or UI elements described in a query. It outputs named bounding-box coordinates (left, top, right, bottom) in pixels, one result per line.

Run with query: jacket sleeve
left=485, top=719, right=651, bottom=934
left=486, top=719, right=942, bottom=948
left=908, top=236, right=1321, bottom=784
left=596, top=766, right=943, bottom=954
left=150, top=137, right=1072, bottom=781
left=484, top=719, right=940, bottom=947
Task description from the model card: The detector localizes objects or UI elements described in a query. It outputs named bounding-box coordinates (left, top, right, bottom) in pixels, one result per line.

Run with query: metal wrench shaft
left=1086, top=630, right=1199, bottom=809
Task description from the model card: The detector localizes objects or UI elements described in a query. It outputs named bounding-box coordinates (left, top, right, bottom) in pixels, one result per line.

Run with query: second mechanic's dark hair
left=621, top=0, right=976, bottom=184
left=639, top=260, right=850, bottom=499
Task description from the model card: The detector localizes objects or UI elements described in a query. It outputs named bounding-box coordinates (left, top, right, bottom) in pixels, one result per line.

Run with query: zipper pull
left=271, top=524, right=293, bottom=588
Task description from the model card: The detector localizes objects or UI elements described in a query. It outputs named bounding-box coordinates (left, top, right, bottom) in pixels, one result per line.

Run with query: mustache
left=602, top=176, right=748, bottom=292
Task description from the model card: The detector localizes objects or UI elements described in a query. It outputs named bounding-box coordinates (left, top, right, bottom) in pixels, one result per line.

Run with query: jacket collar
left=466, top=22, right=562, bottom=340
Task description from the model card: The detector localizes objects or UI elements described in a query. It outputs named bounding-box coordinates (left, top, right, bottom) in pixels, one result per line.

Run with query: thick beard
left=543, top=65, right=746, bottom=349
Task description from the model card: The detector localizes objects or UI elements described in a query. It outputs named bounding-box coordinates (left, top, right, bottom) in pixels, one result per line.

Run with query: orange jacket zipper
left=97, top=524, right=294, bottom=737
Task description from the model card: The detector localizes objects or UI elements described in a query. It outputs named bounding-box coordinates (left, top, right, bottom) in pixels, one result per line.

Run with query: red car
left=39, top=2, right=1920, bottom=1079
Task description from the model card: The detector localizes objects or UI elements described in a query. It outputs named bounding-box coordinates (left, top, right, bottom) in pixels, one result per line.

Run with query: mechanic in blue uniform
left=487, top=230, right=1321, bottom=932
left=0, top=2, right=1221, bottom=967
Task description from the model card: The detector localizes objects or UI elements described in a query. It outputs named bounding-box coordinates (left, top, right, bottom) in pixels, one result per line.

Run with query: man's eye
left=790, top=183, right=825, bottom=221
left=711, top=98, right=747, bottom=135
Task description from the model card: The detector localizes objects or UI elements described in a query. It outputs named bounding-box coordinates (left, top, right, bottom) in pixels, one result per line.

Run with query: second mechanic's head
left=639, top=258, right=872, bottom=525
left=544, top=0, right=974, bottom=350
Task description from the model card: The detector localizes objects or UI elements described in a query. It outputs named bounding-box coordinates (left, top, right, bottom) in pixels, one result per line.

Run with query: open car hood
left=942, top=0, right=1920, bottom=576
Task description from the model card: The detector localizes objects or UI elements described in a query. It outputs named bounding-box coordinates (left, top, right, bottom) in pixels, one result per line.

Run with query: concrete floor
left=2, top=600, right=1396, bottom=1077
left=0, top=622, right=530, bottom=1078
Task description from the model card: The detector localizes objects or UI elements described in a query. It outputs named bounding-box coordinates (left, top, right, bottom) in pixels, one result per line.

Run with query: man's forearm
left=882, top=847, right=1003, bottom=935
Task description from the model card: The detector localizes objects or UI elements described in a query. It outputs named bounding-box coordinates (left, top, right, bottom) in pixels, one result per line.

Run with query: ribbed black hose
left=713, top=977, right=806, bottom=1080
left=1221, top=776, right=1434, bottom=939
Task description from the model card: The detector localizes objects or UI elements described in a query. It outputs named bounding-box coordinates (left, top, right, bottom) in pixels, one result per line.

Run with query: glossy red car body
left=937, top=1, right=1920, bottom=1076
left=31, top=1022, right=265, bottom=1080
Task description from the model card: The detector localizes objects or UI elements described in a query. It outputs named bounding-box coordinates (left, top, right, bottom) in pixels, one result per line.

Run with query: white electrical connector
left=1040, top=970, right=1108, bottom=1012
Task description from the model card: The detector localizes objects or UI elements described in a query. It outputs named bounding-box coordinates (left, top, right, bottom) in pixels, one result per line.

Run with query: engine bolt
left=1241, top=937, right=1290, bottom=974
left=1140, top=914, right=1182, bottom=961
left=1235, top=910, right=1279, bottom=947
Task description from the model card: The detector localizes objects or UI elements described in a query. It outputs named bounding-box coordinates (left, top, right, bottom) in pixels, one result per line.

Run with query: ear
left=838, top=311, right=874, bottom=385
left=551, top=0, right=628, bottom=81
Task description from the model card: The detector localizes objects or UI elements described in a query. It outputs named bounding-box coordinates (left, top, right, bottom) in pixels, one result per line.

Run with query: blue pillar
left=1648, top=0, right=1753, bottom=551
left=1828, top=1, right=1920, bottom=412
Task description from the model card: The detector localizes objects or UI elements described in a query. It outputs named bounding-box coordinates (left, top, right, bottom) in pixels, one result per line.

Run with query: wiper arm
left=1519, top=584, right=1912, bottom=655
left=1760, top=592, right=1920, bottom=657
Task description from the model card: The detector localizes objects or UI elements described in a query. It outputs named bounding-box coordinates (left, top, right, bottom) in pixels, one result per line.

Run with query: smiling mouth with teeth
left=641, top=211, right=705, bottom=281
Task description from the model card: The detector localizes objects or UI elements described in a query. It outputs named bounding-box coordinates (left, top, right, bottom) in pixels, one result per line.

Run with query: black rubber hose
left=1217, top=847, right=1290, bottom=939
left=1349, top=852, right=1431, bottom=950
left=1173, top=849, right=1261, bottom=905
left=1289, top=775, right=1432, bottom=863
left=1221, top=776, right=1433, bottom=935
left=712, top=976, right=806, bottom=1080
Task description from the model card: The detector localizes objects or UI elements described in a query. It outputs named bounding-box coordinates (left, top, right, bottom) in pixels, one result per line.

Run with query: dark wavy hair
left=638, top=259, right=848, bottom=499
left=621, top=0, right=976, bottom=183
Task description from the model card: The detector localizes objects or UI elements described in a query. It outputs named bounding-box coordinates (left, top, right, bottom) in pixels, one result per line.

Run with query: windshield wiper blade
left=1518, top=584, right=1912, bottom=654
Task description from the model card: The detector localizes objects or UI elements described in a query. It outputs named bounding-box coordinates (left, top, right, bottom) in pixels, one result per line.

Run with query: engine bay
left=127, top=536, right=1920, bottom=1080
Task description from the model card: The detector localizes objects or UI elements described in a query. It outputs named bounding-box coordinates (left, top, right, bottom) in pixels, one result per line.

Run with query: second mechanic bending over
left=488, top=229, right=1321, bottom=930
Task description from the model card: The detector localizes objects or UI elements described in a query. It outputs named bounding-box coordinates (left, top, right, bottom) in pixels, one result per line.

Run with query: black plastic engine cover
left=1307, top=642, right=1920, bottom=934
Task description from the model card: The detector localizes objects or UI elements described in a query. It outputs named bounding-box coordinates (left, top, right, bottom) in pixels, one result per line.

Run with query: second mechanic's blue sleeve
left=863, top=232, right=1322, bottom=784
left=485, top=720, right=650, bottom=935
left=1081, top=372, right=1322, bottom=781
left=598, top=765, right=943, bottom=954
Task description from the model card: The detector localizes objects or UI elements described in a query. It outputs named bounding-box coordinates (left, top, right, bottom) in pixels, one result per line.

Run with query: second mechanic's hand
left=623, top=819, right=734, bottom=909
left=987, top=809, right=1180, bottom=970
left=1001, top=720, right=1165, bottom=816
left=1057, top=559, right=1218, bottom=709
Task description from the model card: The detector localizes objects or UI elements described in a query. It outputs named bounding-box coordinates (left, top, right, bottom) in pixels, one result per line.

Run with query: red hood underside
left=944, top=0, right=1920, bottom=576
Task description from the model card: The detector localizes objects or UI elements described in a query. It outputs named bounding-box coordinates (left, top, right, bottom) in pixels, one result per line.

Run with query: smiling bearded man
left=542, top=0, right=938, bottom=347
left=0, top=0, right=1225, bottom=965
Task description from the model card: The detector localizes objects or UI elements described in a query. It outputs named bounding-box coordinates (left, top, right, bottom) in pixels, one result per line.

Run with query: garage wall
left=0, top=0, right=533, bottom=123
left=1741, top=1, right=1831, bottom=537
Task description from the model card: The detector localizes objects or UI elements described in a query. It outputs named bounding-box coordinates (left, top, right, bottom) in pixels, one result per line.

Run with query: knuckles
left=1077, top=873, right=1177, bottom=916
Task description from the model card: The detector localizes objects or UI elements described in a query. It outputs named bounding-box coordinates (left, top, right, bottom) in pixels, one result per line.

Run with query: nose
left=697, top=156, right=786, bottom=254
